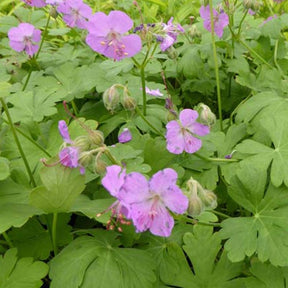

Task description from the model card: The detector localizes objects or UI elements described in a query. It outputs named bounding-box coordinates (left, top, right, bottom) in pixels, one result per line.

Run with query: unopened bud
left=243, top=0, right=261, bottom=11
left=78, top=151, right=93, bottom=166
left=166, top=46, right=178, bottom=59
left=196, top=103, right=216, bottom=127
left=103, top=85, right=120, bottom=113
left=188, top=25, right=201, bottom=38
left=89, top=130, right=104, bottom=146
left=122, top=95, right=137, bottom=110
left=74, top=135, right=91, bottom=151
left=49, top=7, right=58, bottom=19
left=200, top=190, right=217, bottom=210
left=94, top=158, right=107, bottom=175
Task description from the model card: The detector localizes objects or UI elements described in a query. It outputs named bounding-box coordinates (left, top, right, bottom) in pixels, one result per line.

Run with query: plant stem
left=194, top=152, right=239, bottom=163
left=2, top=232, right=13, bottom=248
left=2, top=118, right=51, bottom=157
left=52, top=212, right=58, bottom=256
left=213, top=210, right=230, bottom=218
left=135, top=107, right=164, bottom=137
left=22, top=15, right=51, bottom=92
left=140, top=65, right=147, bottom=115
left=71, top=100, right=79, bottom=116
left=209, top=0, right=223, bottom=131
left=0, top=98, right=36, bottom=187
left=237, top=9, right=248, bottom=37
left=104, top=149, right=121, bottom=165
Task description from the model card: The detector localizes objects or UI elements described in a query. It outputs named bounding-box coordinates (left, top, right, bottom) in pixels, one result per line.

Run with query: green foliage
left=220, top=164, right=288, bottom=266
left=30, top=164, right=85, bottom=213
left=0, top=248, right=48, bottom=288
left=49, top=230, right=157, bottom=288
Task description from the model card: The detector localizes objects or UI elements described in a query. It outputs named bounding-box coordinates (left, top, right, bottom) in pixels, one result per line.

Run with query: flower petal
left=86, top=12, right=111, bottom=36
left=107, top=11, right=133, bottom=33
left=120, top=172, right=149, bottom=203
left=58, top=120, right=72, bottom=144
left=119, top=34, right=142, bottom=59
left=190, top=122, right=210, bottom=136
left=166, top=120, right=185, bottom=154
left=102, top=165, right=126, bottom=197
left=183, top=132, right=202, bottom=154
left=179, top=109, right=199, bottom=128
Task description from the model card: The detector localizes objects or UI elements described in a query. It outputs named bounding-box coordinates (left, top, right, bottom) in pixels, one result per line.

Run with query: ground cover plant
left=1, top=0, right=288, bottom=287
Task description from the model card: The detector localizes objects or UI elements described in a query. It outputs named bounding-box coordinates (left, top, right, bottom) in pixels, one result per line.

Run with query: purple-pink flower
left=46, top=0, right=64, bottom=5
left=57, top=0, right=92, bottom=29
left=21, top=0, right=47, bottom=7
left=156, top=17, right=184, bottom=51
left=58, top=120, right=85, bottom=174
left=199, top=5, right=229, bottom=38
left=86, top=11, right=142, bottom=61
left=145, top=87, right=163, bottom=97
left=166, top=109, right=210, bottom=154
left=102, top=166, right=188, bottom=237
left=8, top=23, right=41, bottom=57
left=118, top=128, right=132, bottom=143
left=120, top=168, right=188, bottom=237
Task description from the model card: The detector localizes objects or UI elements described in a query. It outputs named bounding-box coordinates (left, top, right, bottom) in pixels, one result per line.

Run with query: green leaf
left=183, top=225, right=243, bottom=288
left=236, top=116, right=288, bottom=187
left=244, top=261, right=288, bottom=288
left=220, top=164, right=288, bottom=266
left=49, top=231, right=156, bottom=288
left=0, top=157, right=10, bottom=180
left=0, top=179, right=42, bottom=233
left=0, top=248, right=48, bottom=288
left=30, top=164, right=85, bottom=213
left=8, top=90, right=59, bottom=123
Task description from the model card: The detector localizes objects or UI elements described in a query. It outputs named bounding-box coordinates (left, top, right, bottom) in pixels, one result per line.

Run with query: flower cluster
left=102, top=165, right=188, bottom=237
left=166, top=109, right=210, bottom=154
left=199, top=5, right=229, bottom=38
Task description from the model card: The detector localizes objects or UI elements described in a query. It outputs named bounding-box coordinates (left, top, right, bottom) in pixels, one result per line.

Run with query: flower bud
left=243, top=0, right=261, bottom=11
left=49, top=6, right=58, bottom=19
left=187, top=194, right=204, bottom=217
left=74, top=135, right=91, bottom=151
left=188, top=25, right=201, bottom=39
left=89, top=130, right=104, bottom=146
left=200, top=190, right=217, bottom=210
left=103, top=85, right=120, bottom=113
left=166, top=46, right=178, bottom=59
left=78, top=151, right=93, bottom=166
left=122, top=95, right=137, bottom=111
left=196, top=103, right=216, bottom=127
left=94, top=158, right=107, bottom=175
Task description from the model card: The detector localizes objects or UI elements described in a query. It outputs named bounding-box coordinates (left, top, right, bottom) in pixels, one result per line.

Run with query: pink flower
left=8, top=23, right=41, bottom=56
left=120, top=168, right=188, bottom=237
left=199, top=5, right=229, bottom=38
left=166, top=109, right=210, bottom=154
left=58, top=120, right=85, bottom=174
left=101, top=165, right=130, bottom=218
left=46, top=0, right=64, bottom=5
left=57, top=0, right=92, bottom=29
left=86, top=10, right=142, bottom=61
left=145, top=87, right=163, bottom=97
left=156, top=17, right=184, bottom=51
left=118, top=128, right=132, bottom=143
left=21, top=0, right=46, bottom=7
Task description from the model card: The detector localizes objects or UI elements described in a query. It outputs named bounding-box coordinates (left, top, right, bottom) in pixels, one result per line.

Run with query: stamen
left=100, top=41, right=106, bottom=45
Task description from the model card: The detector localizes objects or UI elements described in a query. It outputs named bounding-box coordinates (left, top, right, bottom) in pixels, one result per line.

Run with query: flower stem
left=2, top=232, right=13, bottom=248
left=104, top=149, right=121, bottom=165
left=135, top=107, right=164, bottom=137
left=2, top=118, right=51, bottom=157
left=194, top=152, right=239, bottom=163
left=52, top=212, right=58, bottom=256
left=213, top=210, right=230, bottom=218
left=209, top=0, right=223, bottom=131
left=0, top=97, right=36, bottom=187
left=140, top=65, right=147, bottom=115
